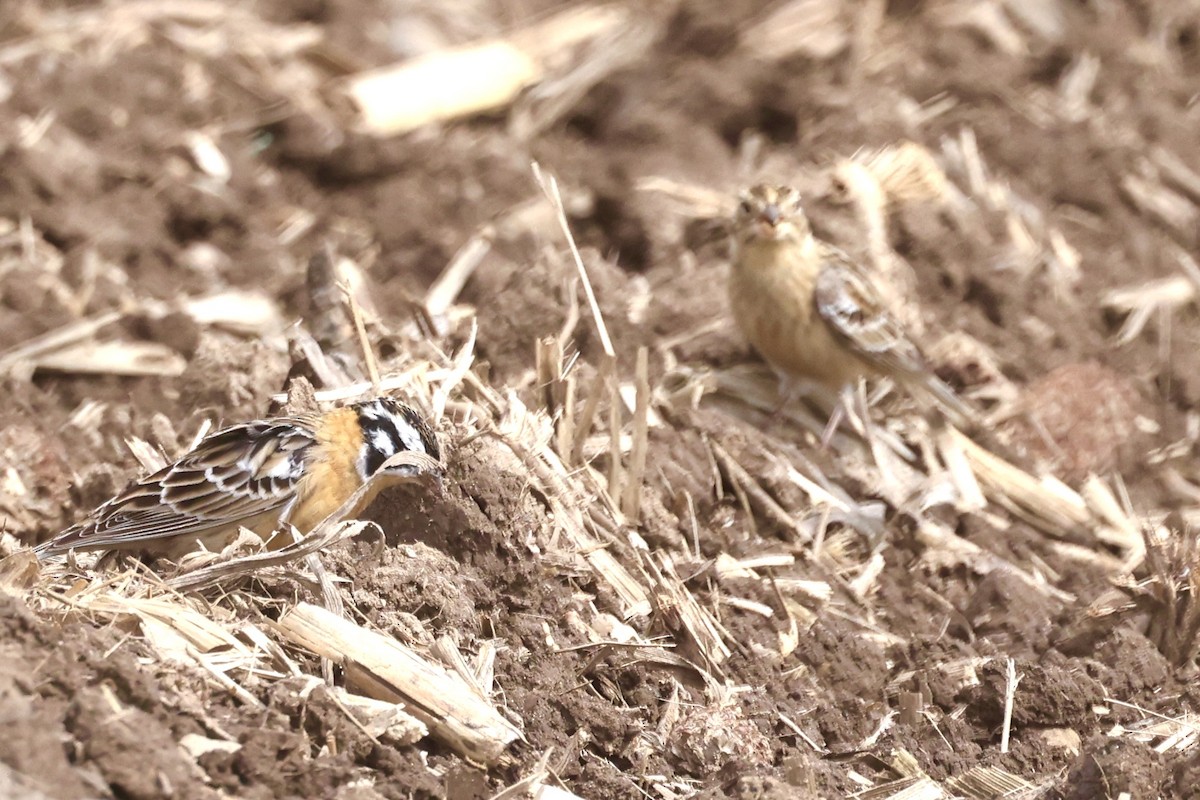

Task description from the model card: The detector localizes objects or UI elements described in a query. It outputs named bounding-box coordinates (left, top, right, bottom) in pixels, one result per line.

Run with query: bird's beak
left=755, top=204, right=783, bottom=238
left=378, top=451, right=446, bottom=494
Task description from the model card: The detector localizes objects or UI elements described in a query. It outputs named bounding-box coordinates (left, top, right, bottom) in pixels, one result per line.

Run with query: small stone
left=1027, top=726, right=1082, bottom=755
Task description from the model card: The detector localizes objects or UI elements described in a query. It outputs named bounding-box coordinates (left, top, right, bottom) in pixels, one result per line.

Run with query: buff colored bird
left=728, top=183, right=974, bottom=430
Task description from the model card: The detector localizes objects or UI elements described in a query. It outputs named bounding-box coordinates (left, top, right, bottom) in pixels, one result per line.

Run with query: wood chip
left=274, top=602, right=521, bottom=765
left=338, top=5, right=628, bottom=136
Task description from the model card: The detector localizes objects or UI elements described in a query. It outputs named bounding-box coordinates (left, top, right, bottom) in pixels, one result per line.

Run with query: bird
left=35, top=397, right=443, bottom=561
left=727, top=183, right=975, bottom=430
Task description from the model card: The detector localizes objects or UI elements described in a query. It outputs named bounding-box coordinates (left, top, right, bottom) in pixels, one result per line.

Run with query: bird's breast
left=729, top=249, right=867, bottom=387
left=288, top=457, right=368, bottom=534
left=730, top=250, right=815, bottom=354
left=287, top=411, right=368, bottom=535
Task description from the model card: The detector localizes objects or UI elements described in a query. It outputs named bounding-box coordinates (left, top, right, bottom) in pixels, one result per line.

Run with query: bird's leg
left=819, top=384, right=850, bottom=450
left=818, top=405, right=843, bottom=450
left=770, top=373, right=825, bottom=426
left=819, top=381, right=871, bottom=450
left=850, top=379, right=875, bottom=441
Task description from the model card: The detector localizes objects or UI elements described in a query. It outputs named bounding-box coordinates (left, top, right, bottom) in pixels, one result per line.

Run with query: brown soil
left=3, top=0, right=1200, bottom=798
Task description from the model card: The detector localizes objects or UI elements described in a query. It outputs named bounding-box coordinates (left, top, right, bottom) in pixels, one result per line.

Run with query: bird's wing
left=37, top=417, right=320, bottom=556
left=813, top=246, right=928, bottom=378
left=814, top=247, right=977, bottom=426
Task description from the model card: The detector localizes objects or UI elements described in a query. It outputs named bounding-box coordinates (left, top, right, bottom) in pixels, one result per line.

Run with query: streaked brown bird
left=35, top=397, right=442, bottom=560
left=728, top=183, right=974, bottom=429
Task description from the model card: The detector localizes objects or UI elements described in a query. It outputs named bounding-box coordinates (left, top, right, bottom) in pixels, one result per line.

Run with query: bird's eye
left=738, top=199, right=753, bottom=215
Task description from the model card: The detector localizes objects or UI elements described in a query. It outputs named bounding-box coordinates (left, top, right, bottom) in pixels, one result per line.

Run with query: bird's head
left=733, top=184, right=811, bottom=246
left=353, top=398, right=444, bottom=486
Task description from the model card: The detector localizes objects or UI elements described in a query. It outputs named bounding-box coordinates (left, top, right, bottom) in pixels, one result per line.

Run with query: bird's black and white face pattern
left=354, top=398, right=442, bottom=480
left=734, top=184, right=810, bottom=245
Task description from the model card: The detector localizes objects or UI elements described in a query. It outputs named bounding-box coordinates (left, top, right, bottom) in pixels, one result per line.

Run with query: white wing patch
left=266, top=456, right=303, bottom=479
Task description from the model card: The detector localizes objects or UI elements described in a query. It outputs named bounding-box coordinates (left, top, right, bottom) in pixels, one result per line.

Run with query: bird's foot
left=768, top=375, right=820, bottom=430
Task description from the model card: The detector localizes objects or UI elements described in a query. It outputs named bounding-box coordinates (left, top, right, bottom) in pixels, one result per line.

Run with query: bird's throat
left=737, top=233, right=818, bottom=275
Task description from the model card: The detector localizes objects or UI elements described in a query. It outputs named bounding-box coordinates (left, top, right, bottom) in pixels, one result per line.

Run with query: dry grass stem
left=486, top=748, right=583, bottom=799
left=320, top=685, right=425, bottom=745
left=430, top=318, right=475, bottom=403
left=425, top=227, right=494, bottom=319
left=432, top=636, right=493, bottom=706
left=741, top=0, right=849, bottom=62
left=183, top=290, right=284, bottom=336
left=1133, top=525, right=1200, bottom=666
left=944, top=765, right=1036, bottom=796
left=535, top=336, right=566, bottom=418
left=1078, top=476, right=1143, bottom=555
left=31, top=340, right=187, bottom=377
left=1151, top=146, right=1200, bottom=205
left=935, top=427, right=987, bottom=512
left=945, top=428, right=1092, bottom=536
left=569, top=362, right=607, bottom=467
left=0, top=309, right=122, bottom=374
left=486, top=423, right=651, bottom=618
left=532, top=162, right=615, bottom=358
left=719, top=595, right=774, bottom=617
left=290, top=324, right=356, bottom=389
left=557, top=373, right=577, bottom=462
left=341, top=281, right=380, bottom=391
left=642, top=554, right=731, bottom=675
left=710, top=442, right=809, bottom=542
left=899, top=692, right=923, bottom=727
left=634, top=175, right=728, bottom=217
left=267, top=369, right=440, bottom=405
left=510, top=12, right=657, bottom=140
left=606, top=361, right=624, bottom=500
left=1119, top=173, right=1198, bottom=236
left=621, top=347, right=651, bottom=524
left=1000, top=658, right=1020, bottom=753
left=0, top=291, right=276, bottom=381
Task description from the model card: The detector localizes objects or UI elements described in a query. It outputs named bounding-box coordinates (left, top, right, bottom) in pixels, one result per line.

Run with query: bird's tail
left=32, top=523, right=84, bottom=560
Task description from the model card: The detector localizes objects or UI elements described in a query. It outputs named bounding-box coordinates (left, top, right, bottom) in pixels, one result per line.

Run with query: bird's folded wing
left=813, top=247, right=928, bottom=378
left=37, top=419, right=318, bottom=555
